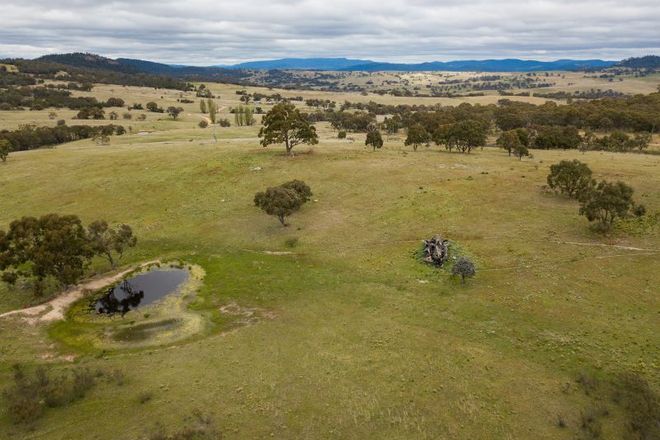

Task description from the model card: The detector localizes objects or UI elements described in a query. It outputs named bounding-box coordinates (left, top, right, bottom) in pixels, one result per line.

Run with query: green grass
left=0, top=88, right=658, bottom=439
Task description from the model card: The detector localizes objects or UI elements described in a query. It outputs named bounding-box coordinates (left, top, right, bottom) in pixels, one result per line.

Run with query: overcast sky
left=1, top=0, right=658, bottom=64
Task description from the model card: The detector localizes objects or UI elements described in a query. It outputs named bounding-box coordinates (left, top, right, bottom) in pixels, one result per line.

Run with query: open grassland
left=0, top=83, right=659, bottom=439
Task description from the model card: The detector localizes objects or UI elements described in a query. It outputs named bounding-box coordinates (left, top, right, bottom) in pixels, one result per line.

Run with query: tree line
left=318, top=91, right=660, bottom=134
left=0, top=86, right=124, bottom=111
left=0, top=123, right=126, bottom=152
left=2, top=58, right=191, bottom=90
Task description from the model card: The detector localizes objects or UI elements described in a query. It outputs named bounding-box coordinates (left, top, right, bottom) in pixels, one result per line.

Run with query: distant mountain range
left=223, top=57, right=617, bottom=72
left=221, top=58, right=373, bottom=70
left=19, top=53, right=660, bottom=77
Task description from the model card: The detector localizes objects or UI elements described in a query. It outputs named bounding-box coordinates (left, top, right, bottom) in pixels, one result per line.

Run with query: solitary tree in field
left=547, top=160, right=593, bottom=199
left=207, top=99, right=217, bottom=124
left=259, top=103, right=318, bottom=155
left=254, top=180, right=312, bottom=226
left=87, top=221, right=137, bottom=268
left=365, top=129, right=383, bottom=151
left=167, top=106, right=184, bottom=120
left=405, top=124, right=429, bottom=151
left=452, top=257, right=476, bottom=284
left=579, top=180, right=635, bottom=231
left=0, top=140, right=10, bottom=163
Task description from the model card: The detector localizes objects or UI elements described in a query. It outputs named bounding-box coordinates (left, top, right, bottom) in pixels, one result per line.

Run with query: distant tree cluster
left=326, top=92, right=660, bottom=149
left=432, top=120, right=489, bottom=153
left=496, top=128, right=531, bottom=159
left=0, top=86, right=122, bottom=111
left=232, top=105, right=255, bottom=126
left=0, top=215, right=137, bottom=294
left=588, top=131, right=651, bottom=152
left=0, top=124, right=125, bottom=152
left=167, top=106, right=184, bottom=120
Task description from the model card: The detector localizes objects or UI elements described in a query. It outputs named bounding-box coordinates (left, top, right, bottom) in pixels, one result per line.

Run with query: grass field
left=0, top=82, right=658, bottom=439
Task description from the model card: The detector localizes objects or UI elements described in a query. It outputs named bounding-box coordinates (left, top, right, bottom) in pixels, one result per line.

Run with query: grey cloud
left=0, top=0, right=658, bottom=63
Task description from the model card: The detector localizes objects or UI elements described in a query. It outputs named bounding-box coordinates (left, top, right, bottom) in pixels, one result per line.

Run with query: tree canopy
left=0, top=215, right=137, bottom=294
left=547, top=160, right=594, bottom=199
left=579, top=181, right=636, bottom=231
left=259, top=103, right=318, bottom=155
left=365, top=129, right=383, bottom=151
left=254, top=180, right=312, bottom=226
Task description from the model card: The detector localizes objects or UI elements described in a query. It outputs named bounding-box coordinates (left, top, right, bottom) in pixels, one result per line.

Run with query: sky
left=0, top=0, right=658, bottom=65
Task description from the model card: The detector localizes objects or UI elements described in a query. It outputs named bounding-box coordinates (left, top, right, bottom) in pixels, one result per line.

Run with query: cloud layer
left=1, top=0, right=658, bottom=64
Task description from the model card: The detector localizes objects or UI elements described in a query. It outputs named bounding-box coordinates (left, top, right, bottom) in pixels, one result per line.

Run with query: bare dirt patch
left=220, top=302, right=276, bottom=327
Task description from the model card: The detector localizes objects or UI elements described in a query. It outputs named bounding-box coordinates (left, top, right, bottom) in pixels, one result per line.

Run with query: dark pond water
left=94, top=268, right=188, bottom=316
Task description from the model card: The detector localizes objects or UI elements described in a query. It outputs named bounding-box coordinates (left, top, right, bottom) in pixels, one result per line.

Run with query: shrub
left=2, top=365, right=97, bottom=424
left=337, top=130, right=347, bottom=139
left=285, top=237, right=299, bottom=248
left=198, top=120, right=208, bottom=128
left=146, top=411, right=220, bottom=440
left=452, top=257, right=476, bottom=283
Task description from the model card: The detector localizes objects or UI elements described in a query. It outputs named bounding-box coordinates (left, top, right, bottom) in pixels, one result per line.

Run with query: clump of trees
left=167, top=106, right=183, bottom=120
left=497, top=128, right=532, bottom=159
left=254, top=180, right=312, bottom=226
left=433, top=120, right=489, bottom=153
left=259, top=103, right=318, bottom=155
left=0, top=214, right=137, bottom=294
left=75, top=107, right=105, bottom=120
left=590, top=131, right=651, bottom=152
left=0, top=124, right=125, bottom=152
left=233, top=105, right=255, bottom=126
left=546, top=160, right=645, bottom=232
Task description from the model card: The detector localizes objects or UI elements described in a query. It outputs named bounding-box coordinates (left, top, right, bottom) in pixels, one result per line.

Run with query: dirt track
left=0, top=261, right=158, bottom=325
